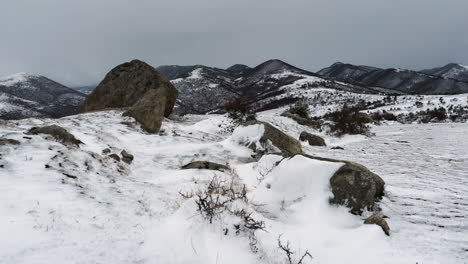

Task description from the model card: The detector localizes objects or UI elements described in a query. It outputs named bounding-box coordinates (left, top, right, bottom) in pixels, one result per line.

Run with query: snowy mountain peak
left=422, top=63, right=468, bottom=82
left=0, top=72, right=40, bottom=87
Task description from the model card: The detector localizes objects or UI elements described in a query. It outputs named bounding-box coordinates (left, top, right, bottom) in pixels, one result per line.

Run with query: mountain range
left=156, top=59, right=393, bottom=114
left=318, top=62, right=468, bottom=94
left=2, top=60, right=468, bottom=119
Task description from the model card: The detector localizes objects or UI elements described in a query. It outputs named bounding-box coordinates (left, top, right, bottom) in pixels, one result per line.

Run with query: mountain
left=158, top=59, right=391, bottom=114
left=72, top=85, right=96, bottom=95
left=226, top=64, right=250, bottom=74
left=318, top=62, right=468, bottom=94
left=422, top=63, right=468, bottom=82
left=0, top=73, right=86, bottom=119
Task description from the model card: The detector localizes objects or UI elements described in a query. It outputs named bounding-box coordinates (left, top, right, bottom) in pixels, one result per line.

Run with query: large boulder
left=329, top=162, right=385, bottom=215
left=26, top=125, right=82, bottom=147
left=240, top=121, right=302, bottom=156
left=297, top=153, right=385, bottom=215
left=82, top=60, right=178, bottom=133
left=299, top=131, right=326, bottom=146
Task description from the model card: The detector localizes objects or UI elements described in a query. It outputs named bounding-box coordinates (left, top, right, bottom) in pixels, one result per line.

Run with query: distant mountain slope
left=0, top=73, right=86, bottom=119
left=318, top=62, right=468, bottom=95
left=422, top=63, right=468, bottom=82
left=72, top=85, right=96, bottom=95
left=158, top=59, right=396, bottom=114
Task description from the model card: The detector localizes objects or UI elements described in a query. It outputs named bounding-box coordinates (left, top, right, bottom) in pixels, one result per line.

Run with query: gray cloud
left=1, top=0, right=468, bottom=86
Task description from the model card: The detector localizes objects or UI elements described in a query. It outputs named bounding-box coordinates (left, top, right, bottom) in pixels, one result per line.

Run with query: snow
left=0, top=72, right=35, bottom=87
left=188, top=68, right=203, bottom=79
left=229, top=124, right=264, bottom=147
left=306, top=123, right=468, bottom=263
left=0, top=110, right=466, bottom=263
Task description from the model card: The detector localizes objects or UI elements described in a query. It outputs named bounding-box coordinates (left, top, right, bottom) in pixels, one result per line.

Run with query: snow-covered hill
left=0, top=73, right=86, bottom=119
left=0, top=110, right=466, bottom=263
left=159, top=60, right=392, bottom=114
left=422, top=63, right=468, bottom=82
left=318, top=62, right=468, bottom=94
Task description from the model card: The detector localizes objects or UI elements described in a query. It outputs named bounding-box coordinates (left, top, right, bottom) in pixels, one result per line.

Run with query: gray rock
left=82, top=60, right=178, bottom=133
left=102, top=148, right=111, bottom=154
left=281, top=112, right=321, bottom=129
left=0, top=138, right=20, bottom=145
left=244, top=121, right=302, bottom=156
left=295, top=153, right=385, bottom=215
left=128, top=88, right=167, bottom=133
left=364, top=214, right=390, bottom=236
left=108, top=154, right=120, bottom=162
left=26, top=125, right=82, bottom=147
left=121, top=150, right=134, bottom=164
left=181, top=161, right=230, bottom=172
left=329, top=162, right=385, bottom=215
left=299, top=131, right=326, bottom=146
left=331, top=146, right=344, bottom=150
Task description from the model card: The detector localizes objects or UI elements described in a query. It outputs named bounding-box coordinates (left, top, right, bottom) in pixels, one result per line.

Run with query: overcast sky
left=1, top=0, right=468, bottom=87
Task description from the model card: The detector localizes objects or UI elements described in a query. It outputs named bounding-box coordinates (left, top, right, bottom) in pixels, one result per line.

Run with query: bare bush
left=180, top=176, right=265, bottom=232
left=287, top=104, right=309, bottom=119
left=277, top=235, right=313, bottom=264
left=324, top=104, right=372, bottom=136
left=371, top=110, right=397, bottom=122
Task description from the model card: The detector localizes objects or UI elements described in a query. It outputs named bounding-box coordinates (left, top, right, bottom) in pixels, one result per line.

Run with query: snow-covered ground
left=0, top=110, right=467, bottom=263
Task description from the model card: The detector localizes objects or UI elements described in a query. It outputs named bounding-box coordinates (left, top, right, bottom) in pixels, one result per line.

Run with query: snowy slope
left=1, top=110, right=466, bottom=263
left=0, top=73, right=86, bottom=119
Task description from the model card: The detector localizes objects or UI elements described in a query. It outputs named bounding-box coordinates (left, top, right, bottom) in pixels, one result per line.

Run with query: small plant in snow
left=277, top=235, right=313, bottom=264
left=179, top=176, right=264, bottom=231
left=287, top=104, right=309, bottom=119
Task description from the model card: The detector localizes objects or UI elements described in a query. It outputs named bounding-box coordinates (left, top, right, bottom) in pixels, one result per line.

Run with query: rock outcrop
left=82, top=60, right=178, bottom=133
left=26, top=125, right=82, bottom=147
left=364, top=214, right=390, bottom=236
left=299, top=131, right=326, bottom=146
left=181, top=161, right=230, bottom=172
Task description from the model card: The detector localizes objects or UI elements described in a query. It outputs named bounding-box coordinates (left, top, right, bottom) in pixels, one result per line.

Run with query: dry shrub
left=325, top=104, right=372, bottom=136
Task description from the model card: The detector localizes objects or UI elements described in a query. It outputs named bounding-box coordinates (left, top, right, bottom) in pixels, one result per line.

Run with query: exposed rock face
left=0, top=138, right=20, bottom=145
left=329, top=162, right=385, bottom=215
left=181, top=161, right=230, bottom=172
left=128, top=89, right=168, bottom=133
left=26, top=125, right=82, bottom=147
left=364, top=214, right=390, bottom=236
left=299, top=131, right=326, bottom=146
left=82, top=60, right=178, bottom=133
